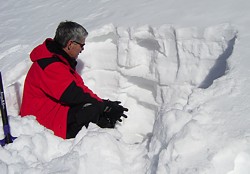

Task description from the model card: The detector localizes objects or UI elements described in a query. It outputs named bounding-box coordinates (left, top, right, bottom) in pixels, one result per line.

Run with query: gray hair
left=54, top=21, right=88, bottom=48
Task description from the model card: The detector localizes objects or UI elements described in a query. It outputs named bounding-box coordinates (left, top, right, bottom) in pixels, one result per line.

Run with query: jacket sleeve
left=60, top=80, right=103, bottom=105
left=39, top=61, right=103, bottom=106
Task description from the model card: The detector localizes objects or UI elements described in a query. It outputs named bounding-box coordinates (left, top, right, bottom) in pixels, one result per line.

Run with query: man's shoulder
left=37, top=57, right=63, bottom=70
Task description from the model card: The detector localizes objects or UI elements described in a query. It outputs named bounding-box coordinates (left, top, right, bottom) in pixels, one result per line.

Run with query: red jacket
left=20, top=39, right=103, bottom=139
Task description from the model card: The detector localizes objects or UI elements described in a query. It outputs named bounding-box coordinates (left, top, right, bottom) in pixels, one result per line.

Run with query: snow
left=1, top=0, right=250, bottom=173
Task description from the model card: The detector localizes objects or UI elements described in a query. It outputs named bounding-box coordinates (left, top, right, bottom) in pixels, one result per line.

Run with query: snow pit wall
left=80, top=23, right=237, bottom=142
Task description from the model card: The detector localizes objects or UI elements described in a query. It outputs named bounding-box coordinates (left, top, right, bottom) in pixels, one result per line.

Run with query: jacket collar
left=46, top=39, right=77, bottom=70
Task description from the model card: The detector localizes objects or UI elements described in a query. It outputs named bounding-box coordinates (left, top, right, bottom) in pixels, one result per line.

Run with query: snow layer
left=1, top=0, right=250, bottom=174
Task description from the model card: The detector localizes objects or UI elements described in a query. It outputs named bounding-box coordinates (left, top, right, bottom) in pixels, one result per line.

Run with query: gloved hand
left=103, top=100, right=128, bottom=123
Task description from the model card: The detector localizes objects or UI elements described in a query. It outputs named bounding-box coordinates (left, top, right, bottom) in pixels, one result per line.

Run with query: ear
left=62, top=40, right=72, bottom=53
left=66, top=40, right=72, bottom=50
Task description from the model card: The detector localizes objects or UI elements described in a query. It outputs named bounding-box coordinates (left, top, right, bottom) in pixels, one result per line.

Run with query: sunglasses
left=73, top=41, right=85, bottom=48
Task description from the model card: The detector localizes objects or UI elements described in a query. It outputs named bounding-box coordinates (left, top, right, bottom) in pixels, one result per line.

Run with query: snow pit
left=0, top=23, right=241, bottom=173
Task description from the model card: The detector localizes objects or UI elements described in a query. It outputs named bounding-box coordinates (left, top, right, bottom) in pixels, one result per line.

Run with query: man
left=20, top=21, right=128, bottom=139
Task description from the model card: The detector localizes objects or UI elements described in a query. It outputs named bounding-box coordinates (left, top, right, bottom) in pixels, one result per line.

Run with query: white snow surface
left=1, top=0, right=250, bottom=174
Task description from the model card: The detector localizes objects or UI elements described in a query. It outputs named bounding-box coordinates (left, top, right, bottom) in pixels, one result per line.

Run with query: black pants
left=66, top=103, right=100, bottom=139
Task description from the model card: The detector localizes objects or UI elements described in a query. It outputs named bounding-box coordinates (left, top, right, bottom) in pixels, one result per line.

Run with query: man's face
left=67, top=38, right=86, bottom=59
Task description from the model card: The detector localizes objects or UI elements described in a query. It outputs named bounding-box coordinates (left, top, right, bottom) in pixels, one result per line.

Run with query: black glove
left=103, top=100, right=128, bottom=123
left=97, top=114, right=116, bottom=128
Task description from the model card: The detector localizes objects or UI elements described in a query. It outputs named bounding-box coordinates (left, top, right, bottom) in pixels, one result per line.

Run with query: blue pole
left=0, top=72, right=15, bottom=146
